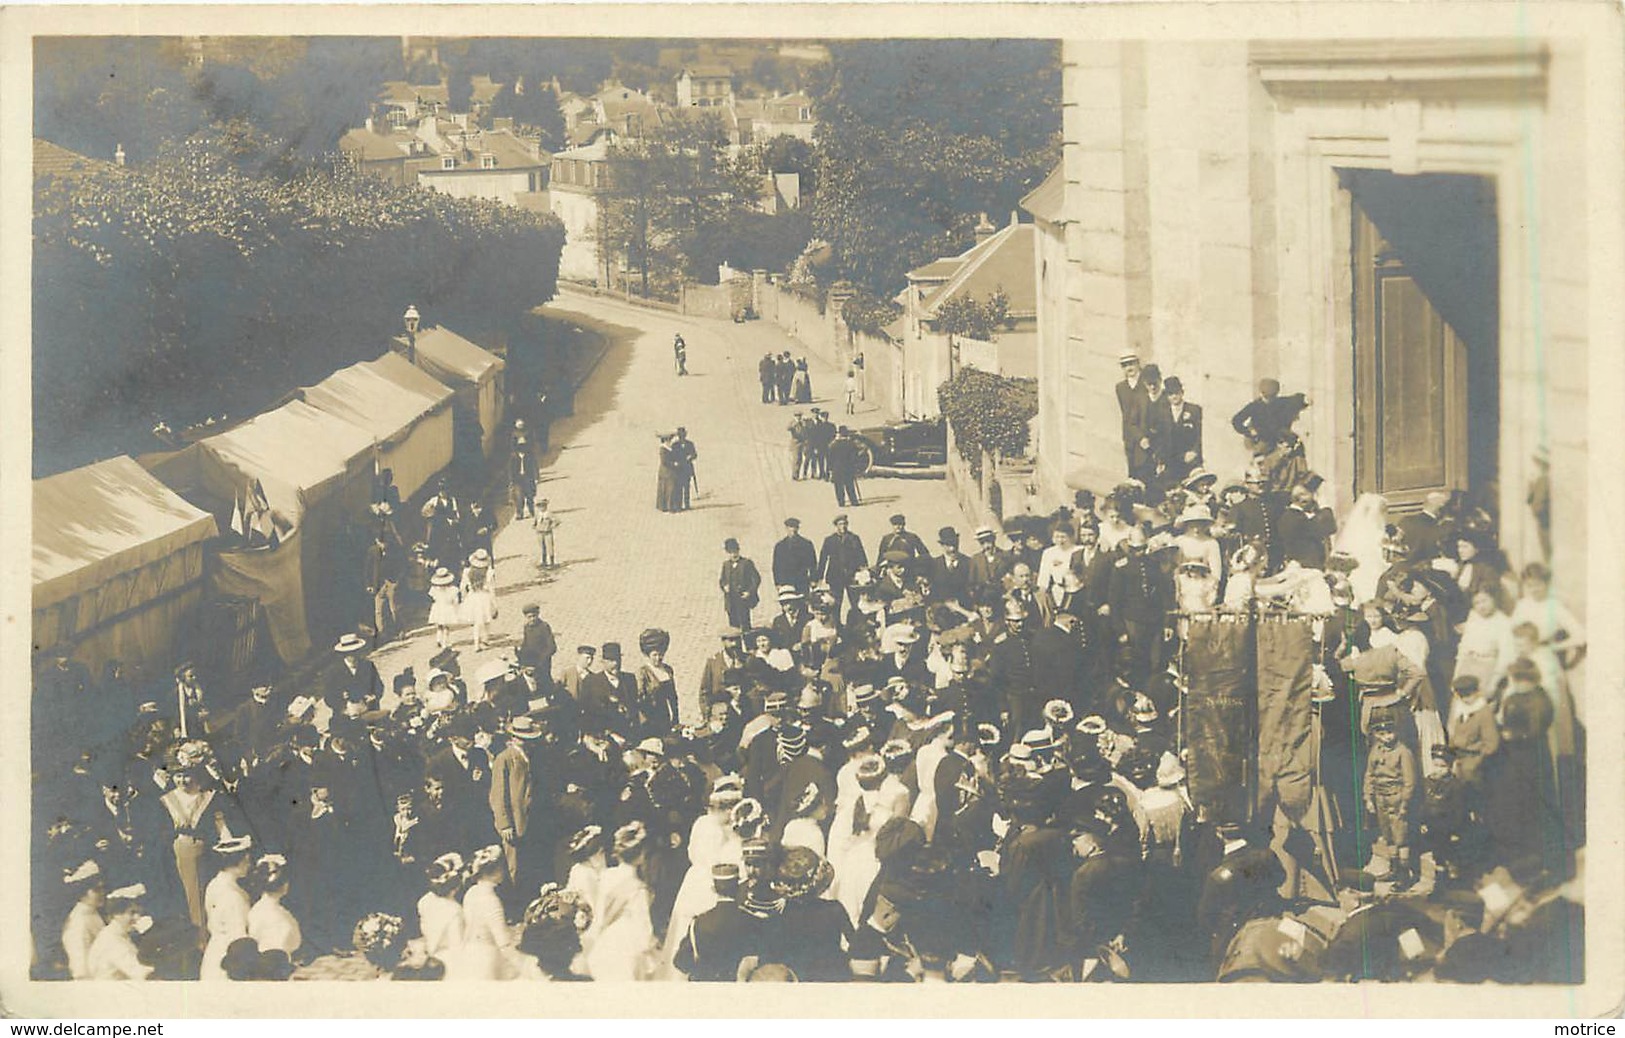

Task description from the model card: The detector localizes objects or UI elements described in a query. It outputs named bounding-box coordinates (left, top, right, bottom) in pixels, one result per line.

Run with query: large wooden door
left=1352, top=203, right=1470, bottom=510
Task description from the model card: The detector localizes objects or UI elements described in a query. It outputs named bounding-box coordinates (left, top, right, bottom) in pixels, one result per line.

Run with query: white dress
left=585, top=863, right=657, bottom=981
left=247, top=894, right=302, bottom=957
left=461, top=567, right=498, bottom=625
left=62, top=900, right=105, bottom=980
left=910, top=742, right=947, bottom=842
left=427, top=583, right=462, bottom=627
left=828, top=787, right=896, bottom=925
left=1454, top=610, right=1516, bottom=691
left=1333, top=493, right=1390, bottom=604
left=661, top=815, right=743, bottom=968
left=417, top=891, right=466, bottom=968
left=87, top=924, right=152, bottom=980
left=782, top=817, right=827, bottom=858
left=200, top=871, right=251, bottom=981
left=457, top=880, right=515, bottom=980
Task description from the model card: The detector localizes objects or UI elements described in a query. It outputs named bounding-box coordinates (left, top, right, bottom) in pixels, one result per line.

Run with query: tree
left=446, top=67, right=474, bottom=114
left=807, top=40, right=1060, bottom=297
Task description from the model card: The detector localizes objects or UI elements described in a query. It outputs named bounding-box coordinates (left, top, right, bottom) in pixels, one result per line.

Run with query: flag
left=230, top=492, right=245, bottom=537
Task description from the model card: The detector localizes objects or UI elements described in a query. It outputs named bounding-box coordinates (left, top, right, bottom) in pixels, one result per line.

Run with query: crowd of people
left=31, top=351, right=1586, bottom=987
left=759, top=351, right=814, bottom=407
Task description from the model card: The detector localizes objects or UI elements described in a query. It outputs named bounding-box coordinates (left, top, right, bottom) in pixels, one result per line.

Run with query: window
left=441, top=155, right=455, bottom=171
left=480, top=153, right=496, bottom=169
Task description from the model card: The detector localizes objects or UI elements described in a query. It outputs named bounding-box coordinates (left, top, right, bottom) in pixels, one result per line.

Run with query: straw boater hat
left=1182, top=468, right=1218, bottom=491
left=469, top=549, right=492, bottom=569
left=334, top=633, right=368, bottom=654
left=777, top=585, right=805, bottom=604
left=1176, top=504, right=1214, bottom=529
left=507, top=715, right=544, bottom=740
left=430, top=568, right=456, bottom=587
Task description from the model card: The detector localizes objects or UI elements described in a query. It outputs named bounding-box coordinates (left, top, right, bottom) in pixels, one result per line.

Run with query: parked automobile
left=852, top=416, right=947, bottom=473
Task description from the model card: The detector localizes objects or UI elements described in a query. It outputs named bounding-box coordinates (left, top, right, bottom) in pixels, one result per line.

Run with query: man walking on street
left=788, top=412, right=810, bottom=482
left=364, top=532, right=402, bottom=641
left=776, top=351, right=795, bottom=405
left=673, top=427, right=698, bottom=510
left=719, top=538, right=763, bottom=631
left=828, top=426, right=863, bottom=508
left=510, top=425, right=538, bottom=520
left=818, top=514, right=868, bottom=617
left=806, top=409, right=835, bottom=480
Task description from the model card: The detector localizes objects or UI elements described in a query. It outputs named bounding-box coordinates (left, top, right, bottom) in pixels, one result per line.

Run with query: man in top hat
left=876, top=514, right=930, bottom=577
left=579, top=643, right=639, bottom=737
left=672, top=428, right=699, bottom=511
left=928, top=527, right=973, bottom=608
left=674, top=862, right=760, bottom=981
left=818, top=514, right=869, bottom=616
left=517, top=603, right=558, bottom=686
left=719, top=538, right=763, bottom=631
left=1137, top=363, right=1175, bottom=489
left=490, top=715, right=540, bottom=885
left=827, top=426, right=864, bottom=507
left=1115, top=352, right=1152, bottom=478
left=772, top=518, right=819, bottom=592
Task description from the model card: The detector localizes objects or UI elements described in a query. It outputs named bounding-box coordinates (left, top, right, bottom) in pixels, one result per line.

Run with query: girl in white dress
left=200, top=837, right=254, bottom=981
left=1454, top=589, right=1516, bottom=692
left=461, top=550, right=498, bottom=651
left=585, top=822, right=659, bottom=981
left=246, top=854, right=302, bottom=958
left=1173, top=505, right=1224, bottom=613
left=87, top=885, right=153, bottom=981
left=459, top=845, right=517, bottom=980
left=427, top=568, right=461, bottom=650
left=908, top=719, right=955, bottom=842
left=416, top=852, right=467, bottom=969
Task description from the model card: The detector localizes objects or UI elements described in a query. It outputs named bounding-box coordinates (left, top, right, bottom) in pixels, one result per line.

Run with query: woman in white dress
left=908, top=718, right=955, bottom=843
left=246, top=854, right=302, bottom=959
left=563, top=826, right=609, bottom=926
left=828, top=755, right=893, bottom=925
left=461, top=549, right=498, bottom=651
left=426, top=568, right=462, bottom=650
left=585, top=822, right=659, bottom=981
left=415, top=852, right=466, bottom=969
left=199, top=837, right=254, bottom=981
left=1509, top=562, right=1587, bottom=673
left=781, top=782, right=830, bottom=858
left=1454, top=588, right=1516, bottom=692
left=60, top=862, right=105, bottom=980
left=660, top=779, right=746, bottom=969
left=1333, top=493, right=1391, bottom=604
left=458, top=845, right=516, bottom=980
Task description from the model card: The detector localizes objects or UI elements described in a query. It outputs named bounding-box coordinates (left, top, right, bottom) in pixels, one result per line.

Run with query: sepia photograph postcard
left=1, top=0, right=1621, bottom=1020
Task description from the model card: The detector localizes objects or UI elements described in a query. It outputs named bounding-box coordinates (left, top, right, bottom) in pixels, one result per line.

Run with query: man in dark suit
left=1277, top=480, right=1338, bottom=571
left=719, top=539, right=763, bottom=631
left=517, top=603, right=558, bottom=684
left=827, top=428, right=863, bottom=508
left=876, top=514, right=930, bottom=577
left=817, top=515, right=868, bottom=615
left=1163, top=376, right=1204, bottom=489
left=698, top=629, right=750, bottom=709
left=928, top=527, right=972, bottom=608
left=771, top=518, right=818, bottom=591
left=932, top=726, right=990, bottom=856
left=1139, top=364, right=1174, bottom=489
left=328, top=634, right=383, bottom=710
left=1115, top=353, right=1151, bottom=478
left=1029, top=611, right=1090, bottom=715
left=759, top=353, right=777, bottom=404
left=768, top=589, right=811, bottom=652
left=1230, top=378, right=1310, bottom=453
left=1069, top=524, right=1115, bottom=615
left=674, top=863, right=760, bottom=981
left=578, top=643, right=639, bottom=737
left=1102, top=527, right=1171, bottom=685
left=1398, top=490, right=1454, bottom=563
left=363, top=532, right=403, bottom=641
left=967, top=526, right=1013, bottom=600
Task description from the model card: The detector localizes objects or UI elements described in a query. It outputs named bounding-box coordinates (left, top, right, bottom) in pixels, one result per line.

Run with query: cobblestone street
left=372, top=291, right=974, bottom=721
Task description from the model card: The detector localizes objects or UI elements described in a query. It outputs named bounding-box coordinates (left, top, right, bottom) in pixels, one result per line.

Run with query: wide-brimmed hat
left=566, top=826, right=604, bottom=860
left=1176, top=504, right=1214, bottom=528
left=507, top=715, right=544, bottom=740
left=636, top=736, right=666, bottom=757
left=214, top=834, right=254, bottom=856
left=850, top=684, right=881, bottom=708
left=977, top=723, right=1002, bottom=749
left=855, top=754, right=886, bottom=790
left=773, top=846, right=835, bottom=900
left=612, top=821, right=648, bottom=858
left=777, top=586, right=805, bottom=604
left=639, top=628, right=671, bottom=655
left=430, top=568, right=456, bottom=587
left=888, top=623, right=920, bottom=645
left=1182, top=468, right=1217, bottom=490
left=1155, top=753, right=1187, bottom=788
left=334, top=633, right=368, bottom=654
left=1043, top=700, right=1075, bottom=728
left=425, top=851, right=467, bottom=885
left=468, top=549, right=492, bottom=568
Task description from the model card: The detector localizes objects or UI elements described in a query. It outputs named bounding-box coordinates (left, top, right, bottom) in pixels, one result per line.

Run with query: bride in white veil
left=1333, top=493, right=1390, bottom=603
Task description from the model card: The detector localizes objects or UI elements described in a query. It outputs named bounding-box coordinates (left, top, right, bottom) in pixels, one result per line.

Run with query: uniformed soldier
left=674, top=863, right=760, bottom=981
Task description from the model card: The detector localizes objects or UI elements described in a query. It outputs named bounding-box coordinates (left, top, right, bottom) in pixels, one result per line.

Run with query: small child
left=427, top=567, right=462, bottom=650
left=1364, top=717, right=1419, bottom=889
left=844, top=369, right=858, bottom=415
left=533, top=496, right=559, bottom=569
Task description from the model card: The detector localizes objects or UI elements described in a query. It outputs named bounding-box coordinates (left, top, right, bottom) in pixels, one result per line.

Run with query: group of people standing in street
left=760, top=351, right=813, bottom=407
left=31, top=328, right=1585, bottom=987
left=656, top=428, right=700, bottom=513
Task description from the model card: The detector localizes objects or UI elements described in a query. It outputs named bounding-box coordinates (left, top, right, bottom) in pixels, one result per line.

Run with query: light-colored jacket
left=488, top=742, right=533, bottom=839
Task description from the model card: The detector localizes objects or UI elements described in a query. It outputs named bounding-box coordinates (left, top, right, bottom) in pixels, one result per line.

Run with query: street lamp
left=403, top=305, right=421, bottom=362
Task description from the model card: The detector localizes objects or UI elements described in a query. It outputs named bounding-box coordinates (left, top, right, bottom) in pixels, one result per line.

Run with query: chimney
left=1010, top=209, right=1020, bottom=227
left=114, top=143, right=126, bottom=167
left=973, top=212, right=997, bottom=243
left=365, top=116, right=375, bottom=134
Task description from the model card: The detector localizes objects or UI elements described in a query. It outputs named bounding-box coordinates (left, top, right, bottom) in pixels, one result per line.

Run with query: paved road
left=372, top=292, right=973, bottom=722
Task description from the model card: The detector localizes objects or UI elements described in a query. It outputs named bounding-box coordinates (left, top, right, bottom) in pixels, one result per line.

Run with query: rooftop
left=339, top=128, right=408, bottom=163
left=1019, top=162, right=1067, bottom=226
left=916, top=221, right=1038, bottom=318
left=34, top=138, right=116, bottom=180
left=681, top=65, right=734, bottom=79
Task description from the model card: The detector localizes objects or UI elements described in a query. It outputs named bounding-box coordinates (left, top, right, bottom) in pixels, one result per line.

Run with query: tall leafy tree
left=808, top=40, right=1060, bottom=297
